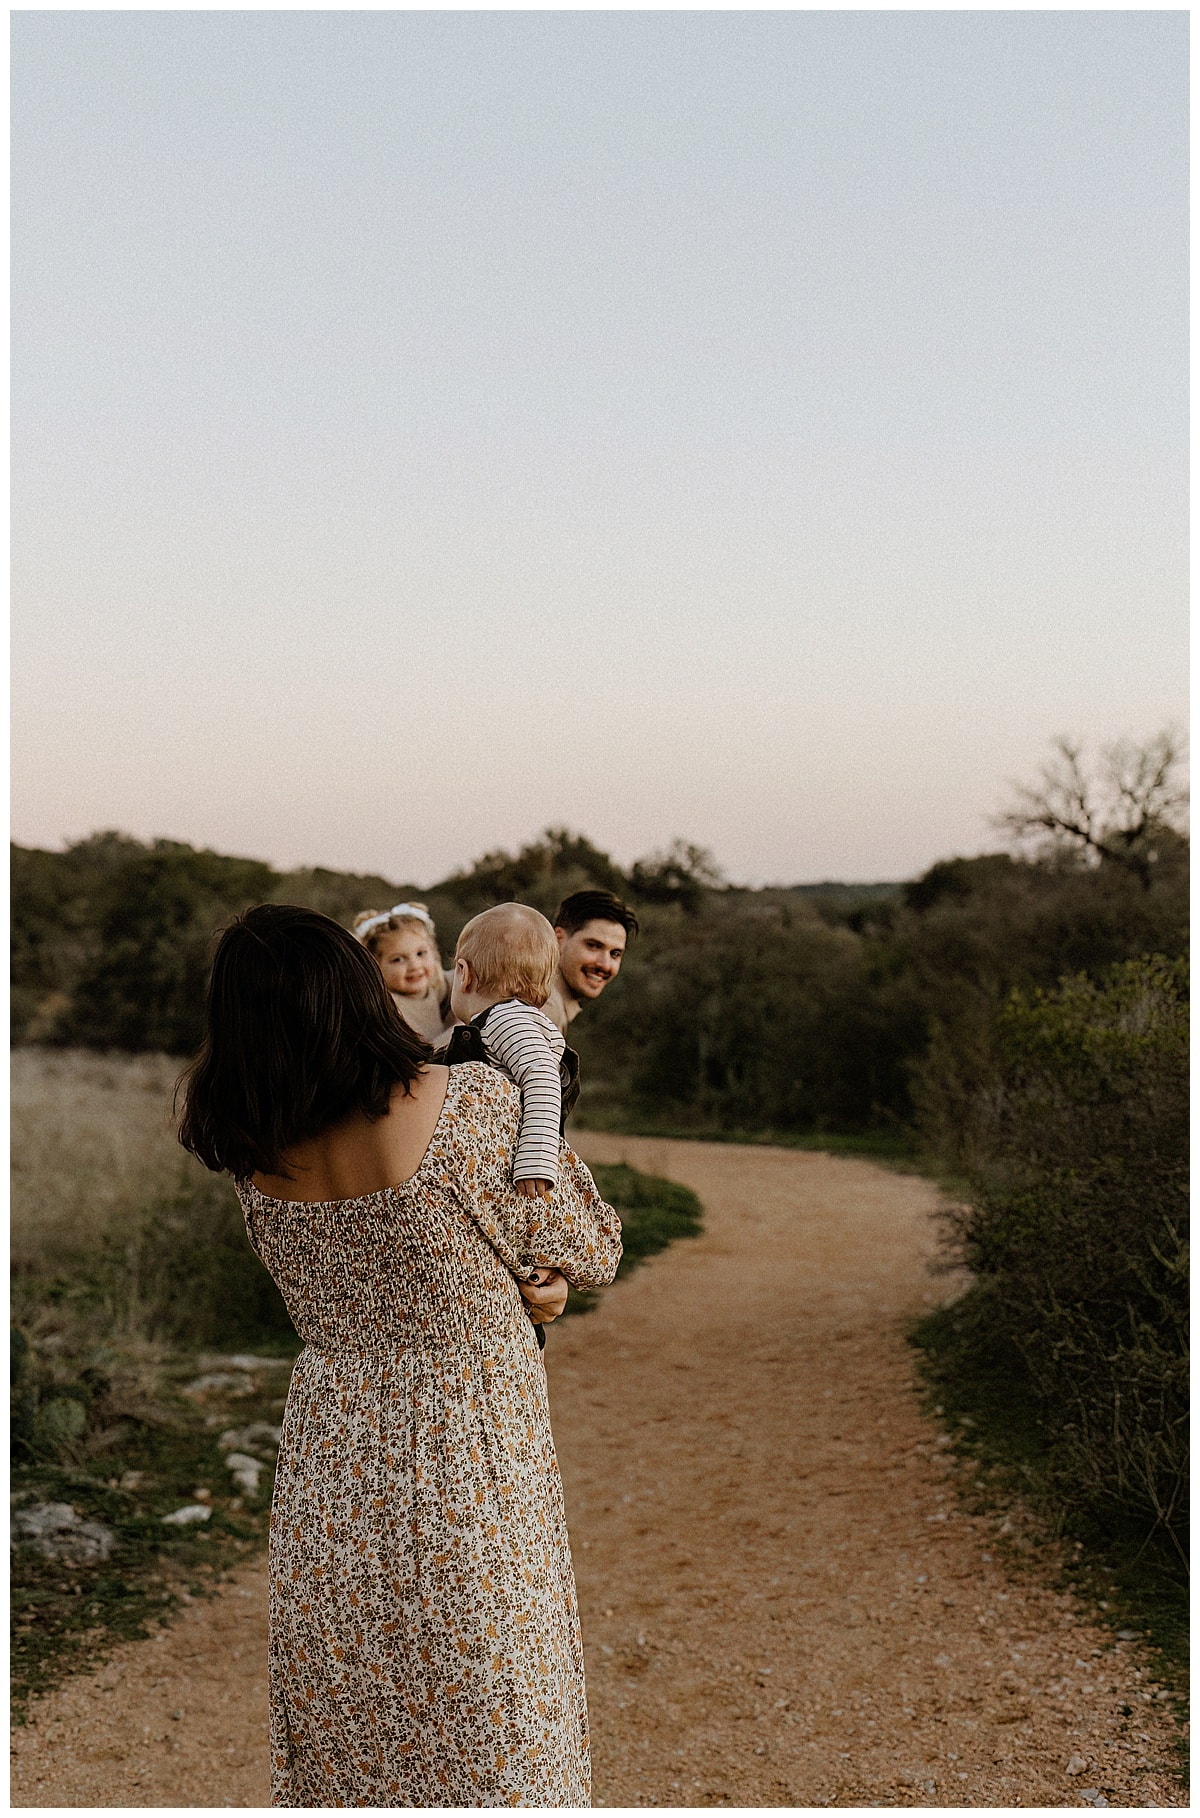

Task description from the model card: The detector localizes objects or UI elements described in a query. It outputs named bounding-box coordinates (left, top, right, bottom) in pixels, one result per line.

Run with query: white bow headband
left=356, top=903, right=435, bottom=941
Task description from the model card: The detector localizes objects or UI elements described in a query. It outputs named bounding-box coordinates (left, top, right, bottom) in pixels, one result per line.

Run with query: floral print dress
left=236, top=1064, right=622, bottom=1808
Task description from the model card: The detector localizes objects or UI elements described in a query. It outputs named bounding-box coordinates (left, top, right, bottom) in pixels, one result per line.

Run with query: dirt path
left=11, top=1138, right=1184, bottom=1808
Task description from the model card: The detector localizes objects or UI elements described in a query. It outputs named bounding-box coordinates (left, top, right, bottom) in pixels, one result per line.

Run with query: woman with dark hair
left=178, top=904, right=622, bottom=1808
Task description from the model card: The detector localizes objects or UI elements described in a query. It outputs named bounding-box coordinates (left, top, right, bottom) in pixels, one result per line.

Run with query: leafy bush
left=929, top=956, right=1188, bottom=1556
left=10, top=835, right=418, bottom=1051
left=573, top=899, right=923, bottom=1134
left=905, top=856, right=1189, bottom=1171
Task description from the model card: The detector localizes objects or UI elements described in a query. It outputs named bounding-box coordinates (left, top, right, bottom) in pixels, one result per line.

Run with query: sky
left=11, top=10, right=1188, bottom=887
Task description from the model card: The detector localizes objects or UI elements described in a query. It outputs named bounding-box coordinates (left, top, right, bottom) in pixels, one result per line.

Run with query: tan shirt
left=541, top=974, right=581, bottom=1038
left=392, top=968, right=458, bottom=1047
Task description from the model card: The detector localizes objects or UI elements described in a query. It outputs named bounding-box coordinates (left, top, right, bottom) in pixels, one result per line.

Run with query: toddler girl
left=353, top=903, right=457, bottom=1046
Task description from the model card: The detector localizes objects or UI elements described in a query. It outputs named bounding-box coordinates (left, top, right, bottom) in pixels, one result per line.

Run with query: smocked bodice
left=235, top=1063, right=621, bottom=1355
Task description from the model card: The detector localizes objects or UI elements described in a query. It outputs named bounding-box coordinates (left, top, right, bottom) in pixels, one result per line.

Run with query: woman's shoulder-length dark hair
left=178, top=903, right=432, bottom=1178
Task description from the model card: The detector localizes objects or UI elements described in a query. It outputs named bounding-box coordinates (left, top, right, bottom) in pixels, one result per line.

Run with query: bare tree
left=995, top=730, right=1189, bottom=890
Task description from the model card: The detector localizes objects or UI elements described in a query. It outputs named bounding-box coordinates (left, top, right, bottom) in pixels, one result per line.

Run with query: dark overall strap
left=559, top=1046, right=581, bottom=1131
left=438, top=1011, right=583, bottom=1139
left=432, top=1022, right=492, bottom=1070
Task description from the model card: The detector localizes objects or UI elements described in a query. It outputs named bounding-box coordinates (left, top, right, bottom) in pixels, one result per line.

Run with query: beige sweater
left=391, top=968, right=457, bottom=1047
left=541, top=974, right=581, bottom=1039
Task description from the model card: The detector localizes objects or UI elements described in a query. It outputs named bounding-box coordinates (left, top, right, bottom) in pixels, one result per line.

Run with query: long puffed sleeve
left=442, top=1064, right=622, bottom=1289
left=477, top=1000, right=564, bottom=1185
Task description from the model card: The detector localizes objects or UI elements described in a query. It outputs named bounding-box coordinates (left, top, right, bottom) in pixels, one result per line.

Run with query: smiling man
left=543, top=889, right=638, bottom=1037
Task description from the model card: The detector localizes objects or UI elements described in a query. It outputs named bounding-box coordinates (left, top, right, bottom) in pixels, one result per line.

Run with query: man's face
left=554, top=919, right=627, bottom=1001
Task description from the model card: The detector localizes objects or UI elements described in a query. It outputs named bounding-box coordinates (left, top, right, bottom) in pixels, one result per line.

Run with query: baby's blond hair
left=454, top=903, right=559, bottom=1007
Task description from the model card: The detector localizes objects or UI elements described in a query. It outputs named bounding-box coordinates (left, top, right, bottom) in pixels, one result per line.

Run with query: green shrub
left=933, top=956, right=1188, bottom=1556
left=905, top=856, right=1189, bottom=1173
left=573, top=901, right=923, bottom=1134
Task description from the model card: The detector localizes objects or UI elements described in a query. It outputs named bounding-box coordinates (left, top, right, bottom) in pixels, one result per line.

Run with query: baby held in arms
left=449, top=904, right=575, bottom=1202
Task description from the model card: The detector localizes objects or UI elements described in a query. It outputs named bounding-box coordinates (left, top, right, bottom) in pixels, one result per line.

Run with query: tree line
left=12, top=738, right=1188, bottom=1146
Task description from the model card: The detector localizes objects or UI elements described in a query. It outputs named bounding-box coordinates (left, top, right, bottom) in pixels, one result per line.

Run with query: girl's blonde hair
left=352, top=903, right=441, bottom=962
left=454, top=904, right=559, bottom=1007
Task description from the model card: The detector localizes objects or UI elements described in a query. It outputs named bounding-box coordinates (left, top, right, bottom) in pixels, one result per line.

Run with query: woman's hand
left=519, top=1268, right=568, bottom=1324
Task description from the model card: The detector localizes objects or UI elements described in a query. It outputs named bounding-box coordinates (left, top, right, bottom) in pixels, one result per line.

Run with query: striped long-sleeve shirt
left=476, top=999, right=565, bottom=1186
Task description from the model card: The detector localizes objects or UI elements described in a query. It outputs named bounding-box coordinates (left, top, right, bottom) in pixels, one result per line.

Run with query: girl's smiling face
left=374, top=927, right=438, bottom=998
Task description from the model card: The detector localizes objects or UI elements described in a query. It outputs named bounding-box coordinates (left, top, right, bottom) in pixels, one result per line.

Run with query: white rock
left=217, top=1423, right=281, bottom=1455
left=161, top=1504, right=212, bottom=1526
left=1065, top=1755, right=1088, bottom=1776
left=224, top=1452, right=264, bottom=1494
left=181, top=1372, right=256, bottom=1400
left=13, top=1502, right=114, bottom=1563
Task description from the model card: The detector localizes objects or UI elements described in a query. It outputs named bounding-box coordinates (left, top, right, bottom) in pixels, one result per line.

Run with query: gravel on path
left=10, top=1563, right=271, bottom=1807
left=10, top=1136, right=1185, bottom=1808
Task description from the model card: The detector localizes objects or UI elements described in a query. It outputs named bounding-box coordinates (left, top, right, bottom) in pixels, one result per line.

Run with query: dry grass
left=11, top=1047, right=201, bottom=1279
left=9, top=1050, right=292, bottom=1711
left=11, top=1047, right=296, bottom=1368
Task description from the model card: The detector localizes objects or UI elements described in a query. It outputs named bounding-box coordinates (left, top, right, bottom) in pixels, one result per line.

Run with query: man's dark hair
left=177, top=903, right=431, bottom=1178
left=553, top=889, right=639, bottom=939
